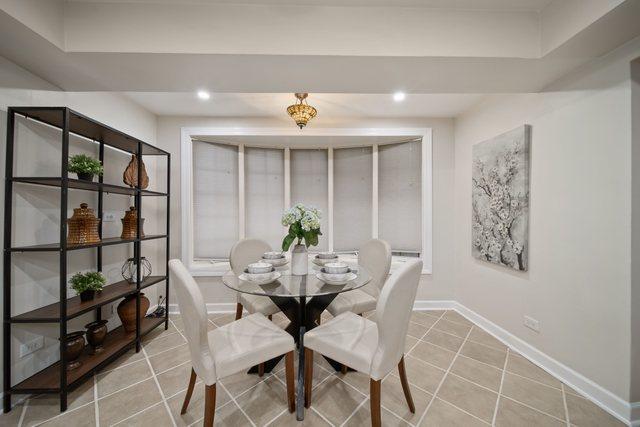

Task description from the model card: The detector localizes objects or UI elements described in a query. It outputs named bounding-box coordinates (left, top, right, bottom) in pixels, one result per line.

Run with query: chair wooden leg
left=258, top=362, right=265, bottom=377
left=370, top=379, right=382, bottom=427
left=304, top=348, right=313, bottom=408
left=285, top=351, right=296, bottom=413
left=398, top=356, right=415, bottom=413
left=341, top=364, right=348, bottom=374
left=203, top=384, right=216, bottom=427
left=180, top=368, right=197, bottom=414
left=235, top=303, right=243, bottom=320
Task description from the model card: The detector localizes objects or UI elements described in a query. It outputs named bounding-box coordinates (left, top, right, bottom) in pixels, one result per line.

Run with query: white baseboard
left=168, top=303, right=236, bottom=314
left=412, top=300, right=455, bottom=311
left=169, top=299, right=637, bottom=426
left=451, top=302, right=635, bottom=427
left=630, top=402, right=640, bottom=427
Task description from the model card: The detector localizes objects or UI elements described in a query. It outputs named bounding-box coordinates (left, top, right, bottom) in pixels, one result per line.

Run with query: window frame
left=181, top=127, right=433, bottom=276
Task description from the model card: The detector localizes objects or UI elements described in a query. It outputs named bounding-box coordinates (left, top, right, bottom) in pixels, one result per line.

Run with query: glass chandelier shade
left=287, top=93, right=317, bottom=129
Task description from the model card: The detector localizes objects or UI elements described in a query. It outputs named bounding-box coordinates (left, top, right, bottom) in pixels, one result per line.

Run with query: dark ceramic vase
left=79, top=290, right=95, bottom=302
left=85, top=320, right=108, bottom=354
left=76, top=172, right=94, bottom=182
left=117, top=293, right=150, bottom=333
left=60, top=331, right=85, bottom=371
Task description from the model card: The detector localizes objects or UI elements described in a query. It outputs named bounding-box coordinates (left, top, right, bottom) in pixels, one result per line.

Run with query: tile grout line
left=141, top=344, right=178, bottom=427
left=415, top=325, right=474, bottom=426
left=263, top=408, right=288, bottom=427
left=93, top=373, right=100, bottom=426
left=112, top=401, right=166, bottom=426
left=185, top=399, right=236, bottom=427
left=311, top=406, right=336, bottom=427
left=339, top=397, right=369, bottom=427
left=491, top=347, right=509, bottom=426
left=405, top=310, right=447, bottom=356
left=217, top=381, right=257, bottom=427
left=499, top=395, right=569, bottom=424
left=434, top=396, right=491, bottom=426
left=561, top=383, right=571, bottom=426
left=17, top=397, right=28, bottom=427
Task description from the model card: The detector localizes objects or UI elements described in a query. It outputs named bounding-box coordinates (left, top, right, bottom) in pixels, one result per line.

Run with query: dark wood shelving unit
left=10, top=317, right=165, bottom=393
left=3, top=107, right=171, bottom=413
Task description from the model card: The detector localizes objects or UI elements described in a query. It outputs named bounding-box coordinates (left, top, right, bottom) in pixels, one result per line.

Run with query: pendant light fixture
left=286, top=93, right=317, bottom=129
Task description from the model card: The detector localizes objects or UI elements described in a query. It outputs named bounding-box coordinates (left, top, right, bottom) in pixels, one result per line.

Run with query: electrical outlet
left=524, top=315, right=540, bottom=332
left=103, top=212, right=117, bottom=222
left=19, top=336, right=44, bottom=358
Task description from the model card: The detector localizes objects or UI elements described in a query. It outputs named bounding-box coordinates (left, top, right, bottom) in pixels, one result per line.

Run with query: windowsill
left=188, top=255, right=431, bottom=277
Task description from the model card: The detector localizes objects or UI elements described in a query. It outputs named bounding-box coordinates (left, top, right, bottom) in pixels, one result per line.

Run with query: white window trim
left=181, top=127, right=433, bottom=276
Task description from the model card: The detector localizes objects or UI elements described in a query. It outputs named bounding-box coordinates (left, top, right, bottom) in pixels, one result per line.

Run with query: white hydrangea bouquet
left=281, top=203, right=322, bottom=251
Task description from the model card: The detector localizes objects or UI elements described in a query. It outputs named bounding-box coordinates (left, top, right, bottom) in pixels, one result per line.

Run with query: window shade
left=378, top=140, right=422, bottom=252
left=192, top=141, right=238, bottom=259
left=334, top=147, right=372, bottom=251
left=245, top=147, right=285, bottom=250
left=290, top=149, right=328, bottom=251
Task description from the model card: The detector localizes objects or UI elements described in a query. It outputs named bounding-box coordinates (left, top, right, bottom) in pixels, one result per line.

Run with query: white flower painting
left=472, top=125, right=531, bottom=271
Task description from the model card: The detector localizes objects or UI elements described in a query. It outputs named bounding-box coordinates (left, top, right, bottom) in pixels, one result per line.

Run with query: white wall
left=0, top=55, right=160, bottom=391
left=156, top=116, right=456, bottom=305
left=453, top=38, right=640, bottom=403
left=631, top=57, right=640, bottom=404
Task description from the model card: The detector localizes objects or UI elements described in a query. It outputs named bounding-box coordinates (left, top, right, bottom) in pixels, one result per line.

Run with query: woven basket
left=67, top=203, right=101, bottom=245
left=121, top=206, right=145, bottom=239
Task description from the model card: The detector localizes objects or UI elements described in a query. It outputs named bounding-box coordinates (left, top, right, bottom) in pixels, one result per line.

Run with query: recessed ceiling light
left=393, top=92, right=406, bottom=102
left=197, top=90, right=210, bottom=100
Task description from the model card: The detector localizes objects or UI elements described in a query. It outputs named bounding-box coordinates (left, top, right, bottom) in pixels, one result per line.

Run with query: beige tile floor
left=0, top=310, right=626, bottom=427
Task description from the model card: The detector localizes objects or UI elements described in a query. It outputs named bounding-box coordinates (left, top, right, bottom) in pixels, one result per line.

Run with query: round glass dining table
left=222, top=260, right=371, bottom=420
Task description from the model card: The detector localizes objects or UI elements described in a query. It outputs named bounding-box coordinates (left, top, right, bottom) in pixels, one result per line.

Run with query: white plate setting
left=261, top=255, right=289, bottom=267
left=316, top=267, right=357, bottom=285
left=312, top=252, right=339, bottom=267
left=239, top=270, right=282, bottom=285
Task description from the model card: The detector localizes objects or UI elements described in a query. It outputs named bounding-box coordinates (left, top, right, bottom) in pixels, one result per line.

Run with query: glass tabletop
left=222, top=261, right=371, bottom=298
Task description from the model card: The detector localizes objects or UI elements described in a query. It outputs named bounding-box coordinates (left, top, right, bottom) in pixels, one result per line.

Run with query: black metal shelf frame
left=2, top=107, right=171, bottom=413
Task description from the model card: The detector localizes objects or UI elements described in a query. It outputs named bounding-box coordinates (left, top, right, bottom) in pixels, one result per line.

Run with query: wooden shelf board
left=9, top=235, right=167, bottom=252
left=10, top=276, right=167, bottom=322
left=10, top=316, right=165, bottom=392
left=11, top=177, right=167, bottom=197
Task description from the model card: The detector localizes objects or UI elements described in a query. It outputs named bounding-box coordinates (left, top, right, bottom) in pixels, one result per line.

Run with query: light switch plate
left=19, top=336, right=44, bottom=358
left=103, top=212, right=117, bottom=222
left=524, top=315, right=540, bottom=332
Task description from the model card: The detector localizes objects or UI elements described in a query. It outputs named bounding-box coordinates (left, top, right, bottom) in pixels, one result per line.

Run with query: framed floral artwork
left=472, top=125, right=531, bottom=271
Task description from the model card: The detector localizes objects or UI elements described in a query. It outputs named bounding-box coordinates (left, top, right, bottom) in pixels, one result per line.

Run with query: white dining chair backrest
left=369, top=259, right=422, bottom=380
left=357, top=239, right=392, bottom=298
left=168, top=259, right=217, bottom=385
left=229, top=239, right=272, bottom=276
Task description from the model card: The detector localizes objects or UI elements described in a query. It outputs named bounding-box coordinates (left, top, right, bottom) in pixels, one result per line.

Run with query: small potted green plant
left=68, top=154, right=104, bottom=182
left=70, top=271, right=106, bottom=302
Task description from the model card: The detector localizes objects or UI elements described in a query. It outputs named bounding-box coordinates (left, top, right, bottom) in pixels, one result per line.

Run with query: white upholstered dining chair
left=303, top=259, right=423, bottom=427
left=230, top=239, right=282, bottom=320
left=168, top=259, right=296, bottom=426
left=326, top=239, right=392, bottom=317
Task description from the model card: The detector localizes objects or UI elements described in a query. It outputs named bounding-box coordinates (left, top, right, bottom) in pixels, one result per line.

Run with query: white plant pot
left=291, top=244, right=308, bottom=275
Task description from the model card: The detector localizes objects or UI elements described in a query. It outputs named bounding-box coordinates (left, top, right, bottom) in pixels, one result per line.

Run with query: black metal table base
left=245, top=289, right=341, bottom=420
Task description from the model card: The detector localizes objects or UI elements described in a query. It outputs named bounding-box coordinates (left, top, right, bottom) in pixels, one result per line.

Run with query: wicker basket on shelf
left=67, top=203, right=101, bottom=245
left=120, top=206, right=145, bottom=240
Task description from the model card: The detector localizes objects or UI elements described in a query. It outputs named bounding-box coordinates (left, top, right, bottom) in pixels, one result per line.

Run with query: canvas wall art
left=472, top=125, right=530, bottom=271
